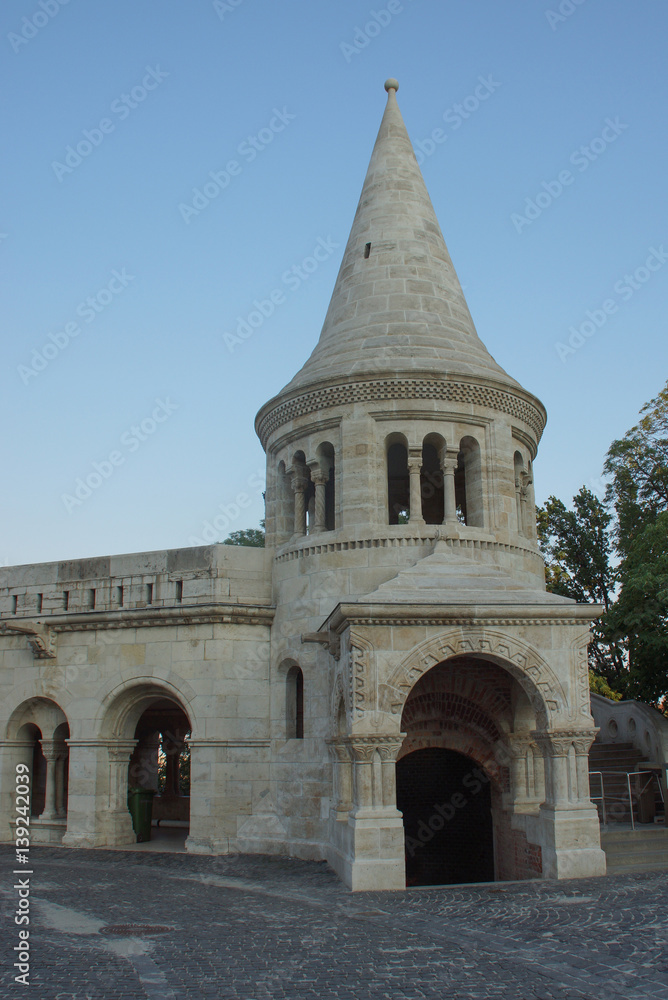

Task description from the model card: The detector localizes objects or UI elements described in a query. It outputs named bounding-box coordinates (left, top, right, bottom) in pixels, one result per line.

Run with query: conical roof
left=283, top=80, right=519, bottom=394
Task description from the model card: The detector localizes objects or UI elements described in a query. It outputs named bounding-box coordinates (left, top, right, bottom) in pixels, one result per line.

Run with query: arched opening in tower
left=396, top=747, right=494, bottom=886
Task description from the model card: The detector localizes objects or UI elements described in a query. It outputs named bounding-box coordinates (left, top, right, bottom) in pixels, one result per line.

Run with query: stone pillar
left=39, top=740, right=60, bottom=821
left=573, top=731, right=598, bottom=804
left=107, top=741, right=138, bottom=845
left=312, top=472, right=328, bottom=533
left=532, top=728, right=605, bottom=879
left=327, top=739, right=353, bottom=819
left=55, top=749, right=68, bottom=817
left=407, top=462, right=424, bottom=525
left=519, top=471, right=534, bottom=539
left=442, top=454, right=458, bottom=524
left=377, top=739, right=404, bottom=811
left=506, top=734, right=535, bottom=807
left=515, top=476, right=524, bottom=534
left=163, top=735, right=185, bottom=797
left=291, top=476, right=308, bottom=537
left=330, top=735, right=406, bottom=892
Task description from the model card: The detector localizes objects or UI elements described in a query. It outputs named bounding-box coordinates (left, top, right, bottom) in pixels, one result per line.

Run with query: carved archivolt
left=383, top=629, right=567, bottom=729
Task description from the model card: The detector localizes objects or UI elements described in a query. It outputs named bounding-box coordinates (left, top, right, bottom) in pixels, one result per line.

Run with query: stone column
left=442, top=454, right=458, bottom=524
left=506, top=734, right=535, bottom=806
left=107, top=740, right=138, bottom=844
left=291, top=476, right=308, bottom=537
left=327, top=739, right=353, bottom=819
left=573, top=730, right=598, bottom=804
left=407, top=463, right=424, bottom=525
left=515, top=476, right=524, bottom=534
left=55, top=749, right=68, bottom=817
left=532, top=728, right=605, bottom=879
left=349, top=739, right=376, bottom=816
left=39, top=740, right=59, bottom=821
left=519, top=471, right=533, bottom=539
left=338, top=734, right=407, bottom=891
left=312, top=472, right=328, bottom=533
left=377, top=739, right=405, bottom=812
left=163, top=735, right=185, bottom=797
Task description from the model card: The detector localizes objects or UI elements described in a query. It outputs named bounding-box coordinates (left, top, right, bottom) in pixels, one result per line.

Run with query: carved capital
left=531, top=729, right=598, bottom=759
left=326, top=739, right=352, bottom=763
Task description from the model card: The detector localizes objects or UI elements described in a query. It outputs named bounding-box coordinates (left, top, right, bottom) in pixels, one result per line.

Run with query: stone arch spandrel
left=5, top=696, right=69, bottom=742
left=380, top=628, right=567, bottom=730
left=95, top=673, right=199, bottom=741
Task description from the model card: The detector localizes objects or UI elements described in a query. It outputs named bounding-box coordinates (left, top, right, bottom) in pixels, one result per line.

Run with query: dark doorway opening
left=396, top=748, right=494, bottom=886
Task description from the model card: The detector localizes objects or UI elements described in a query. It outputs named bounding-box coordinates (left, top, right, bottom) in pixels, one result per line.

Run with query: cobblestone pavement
left=1, top=845, right=668, bottom=999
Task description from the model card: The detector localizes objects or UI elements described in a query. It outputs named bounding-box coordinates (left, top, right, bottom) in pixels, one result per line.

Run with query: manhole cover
left=100, top=924, right=173, bottom=937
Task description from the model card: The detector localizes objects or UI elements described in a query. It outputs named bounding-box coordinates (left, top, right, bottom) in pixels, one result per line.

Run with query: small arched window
left=387, top=438, right=410, bottom=524
left=286, top=666, right=304, bottom=740
left=456, top=437, right=484, bottom=528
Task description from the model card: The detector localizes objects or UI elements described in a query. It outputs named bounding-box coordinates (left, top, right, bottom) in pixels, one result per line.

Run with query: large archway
left=395, top=654, right=546, bottom=885
left=397, top=748, right=493, bottom=886
left=99, top=681, right=194, bottom=849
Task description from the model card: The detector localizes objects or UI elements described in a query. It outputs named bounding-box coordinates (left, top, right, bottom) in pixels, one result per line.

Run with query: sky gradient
left=2, top=0, right=667, bottom=566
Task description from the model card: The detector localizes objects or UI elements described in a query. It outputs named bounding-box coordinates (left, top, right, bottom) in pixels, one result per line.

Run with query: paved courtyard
left=1, top=844, right=667, bottom=1000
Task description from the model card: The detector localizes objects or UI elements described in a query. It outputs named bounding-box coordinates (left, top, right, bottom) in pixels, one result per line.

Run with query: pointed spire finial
left=384, top=78, right=399, bottom=93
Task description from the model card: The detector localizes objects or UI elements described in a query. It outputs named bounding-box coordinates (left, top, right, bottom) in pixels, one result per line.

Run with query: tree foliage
left=540, top=382, right=668, bottom=707
left=537, top=487, right=623, bottom=679
left=222, top=524, right=265, bottom=547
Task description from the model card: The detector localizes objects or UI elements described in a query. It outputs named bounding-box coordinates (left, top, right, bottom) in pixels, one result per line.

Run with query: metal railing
left=589, top=769, right=665, bottom=831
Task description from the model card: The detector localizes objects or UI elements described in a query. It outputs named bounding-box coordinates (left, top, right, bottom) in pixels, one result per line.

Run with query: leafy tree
left=537, top=487, right=623, bottom=677
left=602, top=382, right=668, bottom=706
left=222, top=521, right=265, bottom=547
left=604, top=382, right=668, bottom=557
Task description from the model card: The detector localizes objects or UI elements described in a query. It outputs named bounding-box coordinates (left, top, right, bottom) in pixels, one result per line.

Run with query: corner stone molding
left=383, top=628, right=567, bottom=727
left=0, top=620, right=57, bottom=659
left=348, top=631, right=375, bottom=718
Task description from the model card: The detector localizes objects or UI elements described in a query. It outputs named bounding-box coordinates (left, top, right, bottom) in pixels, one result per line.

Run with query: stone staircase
left=588, top=741, right=662, bottom=824
left=601, top=826, right=668, bottom=874
left=589, top=740, right=667, bottom=873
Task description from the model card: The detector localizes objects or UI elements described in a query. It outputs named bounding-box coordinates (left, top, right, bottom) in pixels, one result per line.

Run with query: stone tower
left=256, top=80, right=605, bottom=889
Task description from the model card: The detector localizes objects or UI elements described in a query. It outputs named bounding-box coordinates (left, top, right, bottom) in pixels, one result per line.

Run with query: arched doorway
left=127, top=698, right=191, bottom=846
left=397, top=748, right=494, bottom=886
left=98, top=681, right=194, bottom=849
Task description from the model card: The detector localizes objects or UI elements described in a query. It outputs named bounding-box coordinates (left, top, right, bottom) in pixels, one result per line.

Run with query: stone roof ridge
left=281, top=78, right=520, bottom=395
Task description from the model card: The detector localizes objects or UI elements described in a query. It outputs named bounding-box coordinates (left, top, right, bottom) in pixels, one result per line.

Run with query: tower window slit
left=364, top=242, right=371, bottom=259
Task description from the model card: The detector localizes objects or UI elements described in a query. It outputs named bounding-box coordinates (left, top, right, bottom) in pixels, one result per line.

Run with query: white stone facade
left=0, top=81, right=606, bottom=889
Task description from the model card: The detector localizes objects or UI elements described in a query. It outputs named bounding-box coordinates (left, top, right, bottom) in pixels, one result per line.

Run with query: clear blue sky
left=2, top=0, right=667, bottom=566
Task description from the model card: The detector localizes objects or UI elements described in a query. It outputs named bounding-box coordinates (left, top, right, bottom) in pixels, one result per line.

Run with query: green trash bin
left=127, top=787, right=155, bottom=842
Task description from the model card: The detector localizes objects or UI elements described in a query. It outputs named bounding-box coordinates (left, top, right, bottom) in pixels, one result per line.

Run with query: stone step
left=601, top=827, right=668, bottom=873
